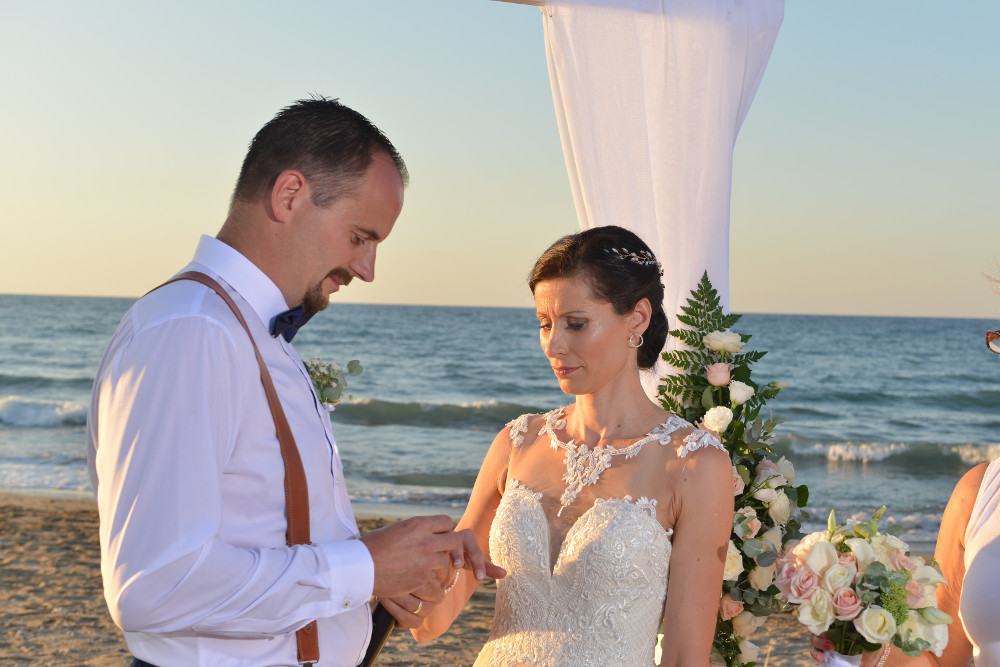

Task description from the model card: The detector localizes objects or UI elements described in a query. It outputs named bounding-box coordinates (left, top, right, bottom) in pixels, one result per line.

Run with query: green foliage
left=303, top=356, right=363, bottom=406
left=660, top=271, right=803, bottom=667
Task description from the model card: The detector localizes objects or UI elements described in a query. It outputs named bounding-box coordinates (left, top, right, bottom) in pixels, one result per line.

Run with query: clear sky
left=1, top=1, right=997, bottom=318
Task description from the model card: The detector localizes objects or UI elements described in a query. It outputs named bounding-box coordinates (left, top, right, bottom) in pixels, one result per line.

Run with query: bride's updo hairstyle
left=528, top=225, right=667, bottom=370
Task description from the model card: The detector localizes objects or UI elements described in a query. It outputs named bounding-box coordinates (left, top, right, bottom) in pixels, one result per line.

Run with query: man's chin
left=302, top=286, right=331, bottom=316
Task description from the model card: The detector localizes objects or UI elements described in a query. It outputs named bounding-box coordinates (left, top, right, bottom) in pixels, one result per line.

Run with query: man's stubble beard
left=302, top=267, right=353, bottom=315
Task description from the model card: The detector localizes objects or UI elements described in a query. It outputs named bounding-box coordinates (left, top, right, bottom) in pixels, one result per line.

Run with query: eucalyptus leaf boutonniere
left=304, top=356, right=363, bottom=411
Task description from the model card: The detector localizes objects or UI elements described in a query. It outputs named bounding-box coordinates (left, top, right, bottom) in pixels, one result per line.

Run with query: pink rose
left=756, top=459, right=779, bottom=477
left=837, top=551, right=857, bottom=570
left=720, top=593, right=744, bottom=621
left=706, top=363, right=732, bottom=387
left=831, top=587, right=863, bottom=621
left=732, top=466, right=746, bottom=495
left=779, top=564, right=821, bottom=604
left=889, top=550, right=918, bottom=574
left=736, top=507, right=761, bottom=538
left=906, top=579, right=927, bottom=608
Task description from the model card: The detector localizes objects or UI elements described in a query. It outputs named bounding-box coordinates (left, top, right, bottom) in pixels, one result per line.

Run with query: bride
left=411, top=225, right=734, bottom=666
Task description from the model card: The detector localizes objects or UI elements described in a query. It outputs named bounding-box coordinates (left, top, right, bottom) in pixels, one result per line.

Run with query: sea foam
left=792, top=441, right=909, bottom=462
left=0, top=396, right=87, bottom=427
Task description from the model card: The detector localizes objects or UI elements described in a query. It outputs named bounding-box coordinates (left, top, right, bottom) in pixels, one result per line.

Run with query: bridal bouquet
left=776, top=507, right=952, bottom=665
left=658, top=272, right=808, bottom=667
left=304, top=356, right=363, bottom=410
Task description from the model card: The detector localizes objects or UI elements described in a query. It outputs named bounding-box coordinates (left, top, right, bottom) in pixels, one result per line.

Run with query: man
left=87, top=98, right=499, bottom=667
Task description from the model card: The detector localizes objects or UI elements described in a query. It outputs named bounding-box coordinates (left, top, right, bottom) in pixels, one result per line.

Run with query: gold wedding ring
left=412, top=600, right=423, bottom=615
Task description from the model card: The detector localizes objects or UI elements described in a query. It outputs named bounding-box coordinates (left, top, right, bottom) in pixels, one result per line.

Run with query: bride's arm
left=853, top=464, right=984, bottom=667
left=658, top=445, right=734, bottom=667
left=410, top=426, right=512, bottom=642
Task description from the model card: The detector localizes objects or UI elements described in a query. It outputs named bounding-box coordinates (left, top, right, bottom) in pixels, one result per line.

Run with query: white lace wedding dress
left=473, top=408, right=723, bottom=667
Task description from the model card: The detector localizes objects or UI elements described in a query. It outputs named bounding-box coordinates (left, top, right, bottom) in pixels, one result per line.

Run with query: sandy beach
left=0, top=491, right=818, bottom=667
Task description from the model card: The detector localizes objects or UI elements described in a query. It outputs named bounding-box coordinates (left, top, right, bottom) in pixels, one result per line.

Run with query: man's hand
left=360, top=516, right=504, bottom=600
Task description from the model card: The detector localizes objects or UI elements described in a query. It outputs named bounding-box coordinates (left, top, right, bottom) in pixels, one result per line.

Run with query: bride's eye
left=538, top=320, right=552, bottom=331
left=567, top=319, right=586, bottom=331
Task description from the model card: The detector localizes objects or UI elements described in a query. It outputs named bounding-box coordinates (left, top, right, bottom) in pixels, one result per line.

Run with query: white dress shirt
left=87, top=236, right=375, bottom=666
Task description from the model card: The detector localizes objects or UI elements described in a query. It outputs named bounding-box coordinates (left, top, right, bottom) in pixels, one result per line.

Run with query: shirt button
left=342, top=599, right=352, bottom=609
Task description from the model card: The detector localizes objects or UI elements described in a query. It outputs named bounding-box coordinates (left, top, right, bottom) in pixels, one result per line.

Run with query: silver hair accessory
left=605, top=247, right=664, bottom=276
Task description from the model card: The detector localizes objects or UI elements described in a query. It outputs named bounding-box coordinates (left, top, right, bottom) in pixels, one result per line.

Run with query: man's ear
left=269, top=169, right=308, bottom=223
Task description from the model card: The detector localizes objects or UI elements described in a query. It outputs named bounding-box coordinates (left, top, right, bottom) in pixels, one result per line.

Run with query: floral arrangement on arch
left=303, top=356, right=363, bottom=411
left=658, top=272, right=809, bottom=667
left=776, top=507, right=952, bottom=665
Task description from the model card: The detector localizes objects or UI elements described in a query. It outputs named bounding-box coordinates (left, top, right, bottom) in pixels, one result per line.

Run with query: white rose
left=749, top=564, right=776, bottom=591
left=867, top=535, right=890, bottom=563
left=752, top=484, right=778, bottom=504
left=704, top=406, right=734, bottom=434
left=883, top=533, right=908, bottom=552
left=729, top=380, right=755, bottom=405
left=761, top=526, right=783, bottom=551
left=775, top=456, right=796, bottom=485
left=739, top=639, right=760, bottom=664
left=724, top=540, right=745, bottom=581
left=768, top=491, right=792, bottom=526
left=704, top=330, right=745, bottom=353
left=797, top=588, right=836, bottom=635
left=807, top=540, right=839, bottom=576
left=822, top=564, right=854, bottom=594
left=845, top=537, right=876, bottom=571
left=907, top=609, right=951, bottom=657
left=854, top=606, right=897, bottom=645
left=731, top=610, right=766, bottom=637
left=898, top=611, right=949, bottom=657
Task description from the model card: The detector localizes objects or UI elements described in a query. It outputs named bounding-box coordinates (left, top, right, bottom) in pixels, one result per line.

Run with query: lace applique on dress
left=676, top=429, right=726, bottom=458
left=538, top=407, right=688, bottom=516
left=479, top=485, right=673, bottom=667
left=506, top=413, right=535, bottom=448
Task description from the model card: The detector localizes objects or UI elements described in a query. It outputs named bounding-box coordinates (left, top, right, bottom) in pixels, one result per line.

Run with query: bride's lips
left=552, top=366, right=580, bottom=377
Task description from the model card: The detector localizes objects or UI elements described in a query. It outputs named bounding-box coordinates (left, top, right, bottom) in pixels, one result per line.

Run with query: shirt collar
left=189, top=235, right=291, bottom=331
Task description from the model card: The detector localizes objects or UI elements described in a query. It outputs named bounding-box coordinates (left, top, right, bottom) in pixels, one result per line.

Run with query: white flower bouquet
left=303, top=356, right=363, bottom=410
left=658, top=272, right=806, bottom=667
left=776, top=507, right=953, bottom=664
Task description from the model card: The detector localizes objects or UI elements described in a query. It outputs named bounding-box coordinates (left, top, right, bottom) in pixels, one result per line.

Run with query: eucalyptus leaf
left=741, top=538, right=764, bottom=558
left=701, top=386, right=715, bottom=410
left=736, top=465, right=751, bottom=485
left=755, top=549, right=777, bottom=567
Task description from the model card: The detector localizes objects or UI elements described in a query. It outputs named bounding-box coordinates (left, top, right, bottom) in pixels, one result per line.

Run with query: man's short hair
left=231, top=96, right=408, bottom=209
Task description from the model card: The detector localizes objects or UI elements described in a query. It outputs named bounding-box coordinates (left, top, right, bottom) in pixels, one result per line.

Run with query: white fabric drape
left=541, top=0, right=783, bottom=396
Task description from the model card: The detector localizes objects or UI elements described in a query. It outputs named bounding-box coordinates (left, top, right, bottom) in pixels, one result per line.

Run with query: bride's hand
left=452, top=528, right=506, bottom=580
left=809, top=632, right=835, bottom=662
left=808, top=633, right=888, bottom=666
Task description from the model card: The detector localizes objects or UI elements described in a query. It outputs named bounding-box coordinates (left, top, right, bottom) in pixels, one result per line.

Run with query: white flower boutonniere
left=303, top=356, right=363, bottom=412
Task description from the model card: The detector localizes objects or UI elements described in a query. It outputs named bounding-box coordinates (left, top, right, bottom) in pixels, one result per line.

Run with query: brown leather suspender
left=156, top=271, right=320, bottom=664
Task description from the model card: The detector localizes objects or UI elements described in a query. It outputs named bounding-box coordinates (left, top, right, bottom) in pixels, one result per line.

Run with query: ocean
left=2, top=294, right=997, bottom=550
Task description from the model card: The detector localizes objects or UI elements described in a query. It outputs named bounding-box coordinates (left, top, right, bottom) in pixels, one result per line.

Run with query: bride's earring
left=628, top=333, right=644, bottom=348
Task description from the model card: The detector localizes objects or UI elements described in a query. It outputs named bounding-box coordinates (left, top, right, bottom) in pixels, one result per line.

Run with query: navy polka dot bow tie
left=270, top=306, right=315, bottom=342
